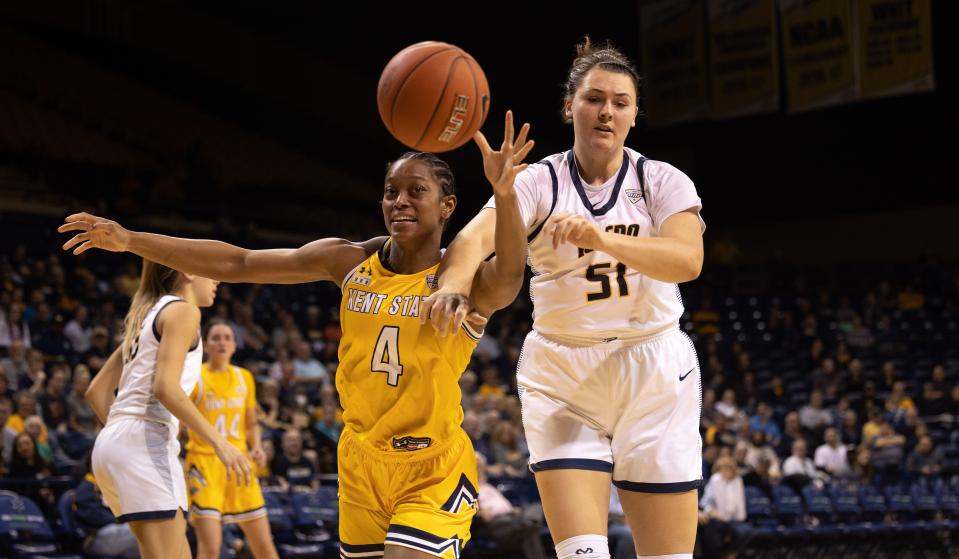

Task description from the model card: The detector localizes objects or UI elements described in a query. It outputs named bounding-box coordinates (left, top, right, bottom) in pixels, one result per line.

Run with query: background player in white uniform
left=82, top=260, right=252, bottom=559
left=425, top=39, right=705, bottom=559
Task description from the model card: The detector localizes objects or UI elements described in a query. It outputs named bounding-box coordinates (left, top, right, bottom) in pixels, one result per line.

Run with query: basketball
left=377, top=41, right=490, bottom=153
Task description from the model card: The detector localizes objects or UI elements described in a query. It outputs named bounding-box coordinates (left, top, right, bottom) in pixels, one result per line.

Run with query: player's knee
left=555, top=534, right=610, bottom=559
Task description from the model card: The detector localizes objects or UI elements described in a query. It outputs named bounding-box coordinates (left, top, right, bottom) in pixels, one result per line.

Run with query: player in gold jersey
left=60, top=111, right=534, bottom=559
left=186, top=319, right=278, bottom=559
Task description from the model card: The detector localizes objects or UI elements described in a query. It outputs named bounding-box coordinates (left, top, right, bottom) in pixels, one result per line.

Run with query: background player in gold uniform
left=186, top=319, right=279, bottom=559
left=60, top=111, right=534, bottom=559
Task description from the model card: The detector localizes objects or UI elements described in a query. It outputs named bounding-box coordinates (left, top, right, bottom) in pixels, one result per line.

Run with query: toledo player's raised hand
left=473, top=110, right=534, bottom=197
left=58, top=212, right=132, bottom=255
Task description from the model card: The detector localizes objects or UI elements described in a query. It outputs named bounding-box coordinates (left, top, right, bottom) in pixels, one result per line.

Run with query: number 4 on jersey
left=372, top=326, right=404, bottom=387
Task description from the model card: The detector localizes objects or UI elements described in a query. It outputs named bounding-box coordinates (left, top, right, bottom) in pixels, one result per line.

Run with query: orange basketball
left=377, top=41, right=490, bottom=153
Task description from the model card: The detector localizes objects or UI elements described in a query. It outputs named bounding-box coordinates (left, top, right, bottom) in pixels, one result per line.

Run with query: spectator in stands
left=7, top=390, right=40, bottom=434
left=0, top=397, right=14, bottom=463
left=761, top=375, right=788, bottom=409
left=743, top=431, right=781, bottom=481
left=21, top=349, right=46, bottom=393
left=845, top=316, right=874, bottom=351
left=7, top=432, right=54, bottom=510
left=799, top=390, right=832, bottom=439
left=314, top=402, right=342, bottom=447
left=838, top=409, right=861, bottom=448
left=0, top=302, right=31, bottom=350
left=692, top=298, right=721, bottom=337
left=776, top=411, right=806, bottom=457
left=459, top=368, right=478, bottom=410
left=462, top=410, right=491, bottom=459
left=869, top=420, right=906, bottom=481
left=478, top=364, right=507, bottom=398
left=742, top=455, right=776, bottom=499
left=884, top=381, right=916, bottom=424
left=34, top=313, right=74, bottom=363
left=905, top=435, right=943, bottom=479
left=272, top=427, right=318, bottom=490
left=698, top=455, right=747, bottom=559
left=701, top=387, right=720, bottom=430
left=840, top=358, right=866, bottom=396
left=81, top=326, right=111, bottom=371
left=921, top=364, right=951, bottom=416
left=63, top=305, right=92, bottom=354
left=73, top=462, right=140, bottom=559
left=38, top=363, right=69, bottom=430
left=66, top=365, right=97, bottom=436
left=749, top=402, right=781, bottom=447
left=0, top=339, right=29, bottom=387
left=897, top=283, right=924, bottom=311
left=782, top=439, right=823, bottom=490
left=702, top=443, right=719, bottom=481
left=488, top=420, right=529, bottom=478
left=473, top=452, right=548, bottom=559
left=811, top=358, right=841, bottom=400
left=0, top=370, right=12, bottom=402
left=291, top=340, right=329, bottom=388
left=861, top=409, right=885, bottom=446
left=879, top=361, right=897, bottom=394
left=716, top=388, right=746, bottom=431
left=706, top=412, right=738, bottom=448
left=814, top=428, right=849, bottom=476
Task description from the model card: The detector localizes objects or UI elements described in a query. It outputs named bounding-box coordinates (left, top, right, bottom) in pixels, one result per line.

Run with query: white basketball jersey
left=108, top=295, right=202, bottom=428
left=484, top=148, right=705, bottom=344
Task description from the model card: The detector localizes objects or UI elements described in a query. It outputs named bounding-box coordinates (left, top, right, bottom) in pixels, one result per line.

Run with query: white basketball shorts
left=517, top=327, right=703, bottom=492
left=91, top=415, right=187, bottom=522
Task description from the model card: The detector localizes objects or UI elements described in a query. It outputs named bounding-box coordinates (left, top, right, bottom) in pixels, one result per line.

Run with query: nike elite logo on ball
left=679, top=368, right=694, bottom=381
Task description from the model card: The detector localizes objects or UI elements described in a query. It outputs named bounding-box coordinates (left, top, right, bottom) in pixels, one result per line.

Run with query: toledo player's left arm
left=84, top=347, right=123, bottom=425
left=423, top=111, right=534, bottom=335
left=544, top=209, right=703, bottom=283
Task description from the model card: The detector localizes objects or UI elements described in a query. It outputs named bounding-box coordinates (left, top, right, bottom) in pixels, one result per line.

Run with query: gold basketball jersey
left=186, top=364, right=256, bottom=455
left=338, top=246, right=480, bottom=453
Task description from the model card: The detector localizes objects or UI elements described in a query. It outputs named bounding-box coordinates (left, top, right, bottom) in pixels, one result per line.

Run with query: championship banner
left=640, top=0, right=709, bottom=127
left=858, top=0, right=934, bottom=99
left=707, top=0, right=780, bottom=118
left=780, top=0, right=858, bottom=114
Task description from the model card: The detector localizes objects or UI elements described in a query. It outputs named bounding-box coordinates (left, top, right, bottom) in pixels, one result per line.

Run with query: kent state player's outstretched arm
left=422, top=111, right=534, bottom=335
left=544, top=209, right=703, bottom=283
left=59, top=218, right=387, bottom=287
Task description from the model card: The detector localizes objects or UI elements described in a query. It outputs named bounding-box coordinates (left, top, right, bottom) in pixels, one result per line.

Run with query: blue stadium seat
left=744, top=486, right=777, bottom=550
left=290, top=486, right=339, bottom=529
left=0, top=490, right=81, bottom=559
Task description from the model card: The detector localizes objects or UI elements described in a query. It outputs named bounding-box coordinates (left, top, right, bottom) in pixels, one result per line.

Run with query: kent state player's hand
left=250, top=445, right=267, bottom=469
left=58, top=212, right=132, bottom=254
left=473, top=110, right=534, bottom=198
left=216, top=440, right=253, bottom=486
left=420, top=290, right=488, bottom=337
left=544, top=213, right=604, bottom=251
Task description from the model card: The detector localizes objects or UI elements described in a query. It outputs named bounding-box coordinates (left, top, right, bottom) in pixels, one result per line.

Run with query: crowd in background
left=2, top=224, right=958, bottom=557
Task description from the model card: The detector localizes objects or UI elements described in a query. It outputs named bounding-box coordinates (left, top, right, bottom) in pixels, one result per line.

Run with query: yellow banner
left=641, top=0, right=709, bottom=126
left=780, top=0, right=858, bottom=113
left=858, top=0, right=934, bottom=99
left=708, top=0, right=780, bottom=118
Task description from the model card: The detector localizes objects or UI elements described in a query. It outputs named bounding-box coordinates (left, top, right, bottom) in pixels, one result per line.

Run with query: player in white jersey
left=82, top=260, right=252, bottom=559
left=425, top=38, right=705, bottom=559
